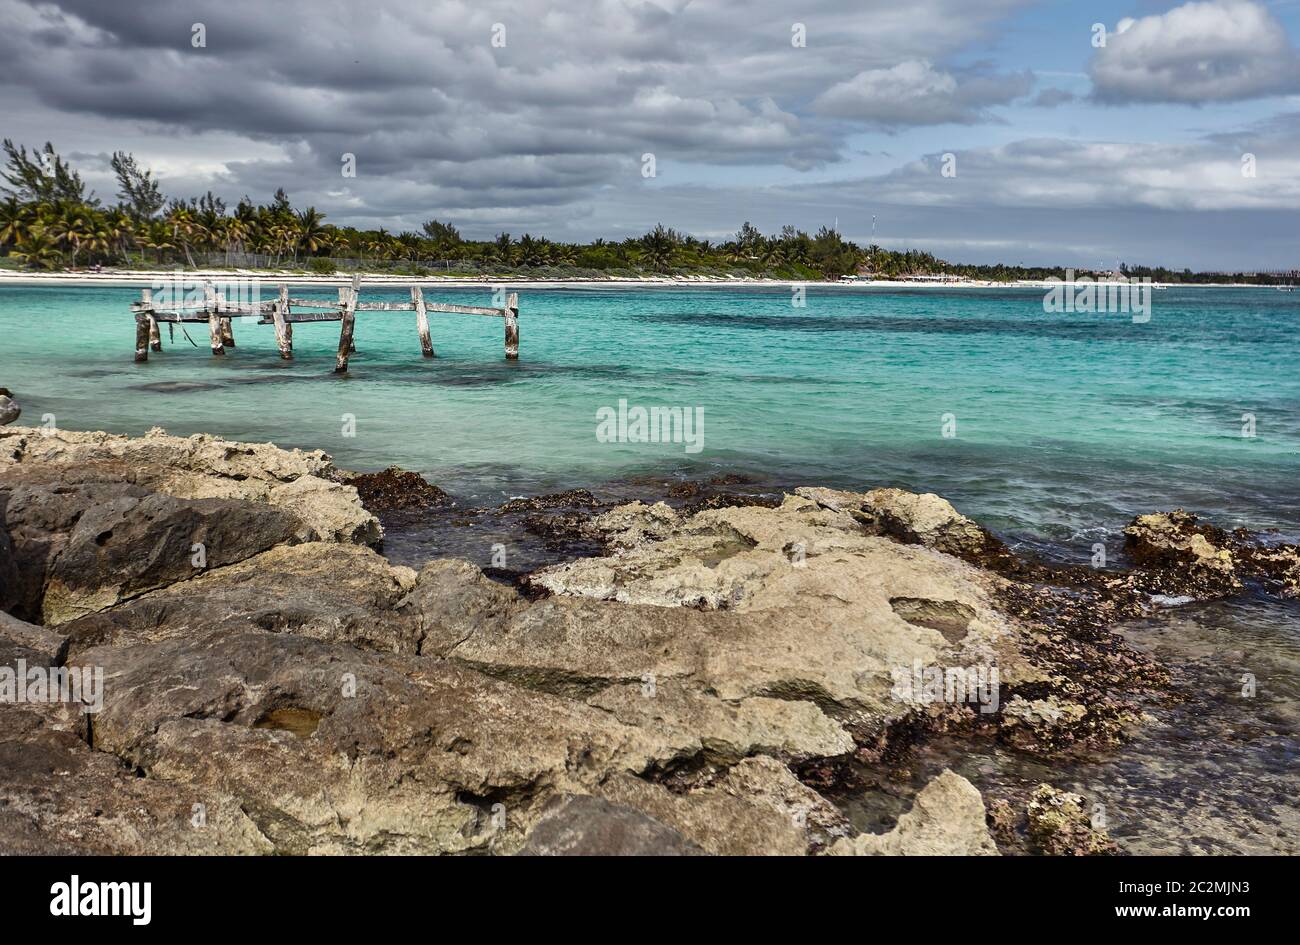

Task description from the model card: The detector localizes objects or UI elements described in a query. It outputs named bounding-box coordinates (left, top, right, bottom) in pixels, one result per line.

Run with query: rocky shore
left=1, top=426, right=1295, bottom=855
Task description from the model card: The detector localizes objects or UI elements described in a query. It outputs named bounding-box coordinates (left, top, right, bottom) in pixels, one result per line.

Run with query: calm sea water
left=2, top=281, right=1298, bottom=852
left=2, top=283, right=1297, bottom=545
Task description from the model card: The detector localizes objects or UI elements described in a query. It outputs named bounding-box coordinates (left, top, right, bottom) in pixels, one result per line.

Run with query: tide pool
left=1, top=283, right=1297, bottom=549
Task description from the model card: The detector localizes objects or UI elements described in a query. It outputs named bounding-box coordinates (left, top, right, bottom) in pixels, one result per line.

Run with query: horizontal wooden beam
left=134, top=300, right=511, bottom=318
left=131, top=302, right=272, bottom=316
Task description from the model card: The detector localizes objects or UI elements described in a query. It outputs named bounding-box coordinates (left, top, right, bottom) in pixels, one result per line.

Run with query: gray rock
left=41, top=492, right=304, bottom=625
left=518, top=795, right=706, bottom=856
left=62, top=542, right=420, bottom=658
left=0, top=703, right=272, bottom=855
left=0, top=391, right=18, bottom=426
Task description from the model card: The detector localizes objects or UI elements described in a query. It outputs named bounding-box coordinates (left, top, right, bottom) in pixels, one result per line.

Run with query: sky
left=1, top=0, right=1298, bottom=269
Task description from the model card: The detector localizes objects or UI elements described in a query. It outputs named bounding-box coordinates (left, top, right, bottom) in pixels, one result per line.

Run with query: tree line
left=0, top=141, right=1293, bottom=284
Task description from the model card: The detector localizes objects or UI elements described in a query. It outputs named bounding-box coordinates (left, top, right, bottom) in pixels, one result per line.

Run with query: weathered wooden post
left=217, top=290, right=236, bottom=347
left=334, top=275, right=360, bottom=373
left=142, top=288, right=163, bottom=352
left=412, top=285, right=434, bottom=357
left=204, top=283, right=225, bottom=356
left=134, top=314, right=150, bottom=362
left=504, top=292, right=519, bottom=360
left=272, top=283, right=293, bottom=359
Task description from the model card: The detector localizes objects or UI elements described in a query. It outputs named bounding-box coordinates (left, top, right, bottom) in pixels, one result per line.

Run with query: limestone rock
left=518, top=795, right=706, bottom=856
left=588, top=678, right=854, bottom=764
left=861, top=488, right=991, bottom=557
left=41, top=492, right=303, bottom=626
left=1125, top=510, right=1240, bottom=597
left=0, top=704, right=273, bottom=855
left=519, top=497, right=1032, bottom=731
left=0, top=426, right=379, bottom=545
left=598, top=757, right=850, bottom=855
left=61, top=543, right=420, bottom=658
left=827, top=770, right=999, bottom=856
left=268, top=475, right=382, bottom=545
left=69, top=629, right=695, bottom=855
left=0, top=390, right=19, bottom=426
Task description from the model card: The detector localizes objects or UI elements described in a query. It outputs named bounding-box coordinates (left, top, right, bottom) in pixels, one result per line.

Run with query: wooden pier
left=130, top=276, right=520, bottom=372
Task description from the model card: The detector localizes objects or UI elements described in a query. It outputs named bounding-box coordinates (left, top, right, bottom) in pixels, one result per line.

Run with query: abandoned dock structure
left=130, top=276, right=520, bottom=372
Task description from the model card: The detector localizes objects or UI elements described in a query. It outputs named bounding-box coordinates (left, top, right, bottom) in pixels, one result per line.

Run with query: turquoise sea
left=2, top=281, right=1299, bottom=852
left=2, top=282, right=1296, bottom=548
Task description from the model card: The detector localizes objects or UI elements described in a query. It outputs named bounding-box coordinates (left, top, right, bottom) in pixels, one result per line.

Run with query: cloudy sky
left=2, top=0, right=1298, bottom=268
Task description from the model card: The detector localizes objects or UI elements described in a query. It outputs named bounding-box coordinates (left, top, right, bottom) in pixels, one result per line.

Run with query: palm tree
left=11, top=225, right=64, bottom=269
left=0, top=196, right=28, bottom=249
left=640, top=225, right=676, bottom=273
left=139, top=220, right=175, bottom=264
left=295, top=207, right=329, bottom=258
left=47, top=203, right=91, bottom=267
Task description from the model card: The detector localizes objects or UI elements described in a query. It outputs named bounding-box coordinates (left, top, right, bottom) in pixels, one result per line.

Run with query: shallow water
left=3, top=282, right=1298, bottom=853
left=3, top=283, right=1297, bottom=545
left=841, top=592, right=1300, bottom=855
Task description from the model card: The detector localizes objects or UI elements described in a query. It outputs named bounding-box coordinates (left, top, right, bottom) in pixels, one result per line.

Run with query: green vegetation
left=1, top=141, right=1294, bottom=285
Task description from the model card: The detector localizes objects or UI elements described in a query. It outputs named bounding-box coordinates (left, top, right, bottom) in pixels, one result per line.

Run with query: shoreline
left=0, top=267, right=1276, bottom=290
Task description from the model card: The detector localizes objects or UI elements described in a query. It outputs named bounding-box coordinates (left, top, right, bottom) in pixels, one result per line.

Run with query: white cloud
left=1090, top=0, right=1300, bottom=104
left=812, top=60, right=1034, bottom=127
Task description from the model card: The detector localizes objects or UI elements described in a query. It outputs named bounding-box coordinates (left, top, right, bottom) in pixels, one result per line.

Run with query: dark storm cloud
left=2, top=0, right=1298, bottom=267
left=0, top=0, right=1035, bottom=217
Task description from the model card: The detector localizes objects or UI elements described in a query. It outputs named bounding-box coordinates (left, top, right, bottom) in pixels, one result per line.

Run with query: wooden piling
left=134, top=315, right=150, bottom=362
left=220, top=317, right=235, bottom=347
left=272, top=283, right=293, bottom=359
left=204, top=283, right=225, bottom=356
left=412, top=286, right=434, bottom=357
left=140, top=288, right=162, bottom=352
left=334, top=276, right=360, bottom=373
left=504, top=292, right=519, bottom=360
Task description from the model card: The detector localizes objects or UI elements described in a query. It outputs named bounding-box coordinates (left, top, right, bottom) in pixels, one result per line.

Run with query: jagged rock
left=0, top=609, right=67, bottom=665
left=1125, top=510, right=1241, bottom=597
left=269, top=475, right=382, bottom=545
left=1026, top=784, right=1117, bottom=856
left=587, top=500, right=682, bottom=549
left=396, top=558, right=526, bottom=657
left=1000, top=695, right=1091, bottom=753
left=827, top=770, right=999, bottom=856
left=862, top=488, right=991, bottom=557
left=0, top=704, right=273, bottom=855
left=517, top=795, right=706, bottom=856
left=0, top=426, right=335, bottom=488
left=597, top=757, right=851, bottom=855
left=61, top=543, right=420, bottom=658
left=1, top=429, right=382, bottom=624
left=520, top=496, right=1035, bottom=732
left=39, top=492, right=304, bottom=626
left=1125, top=509, right=1299, bottom=599
left=0, top=389, right=19, bottom=426
left=68, top=629, right=698, bottom=855
left=0, top=426, right=379, bottom=545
